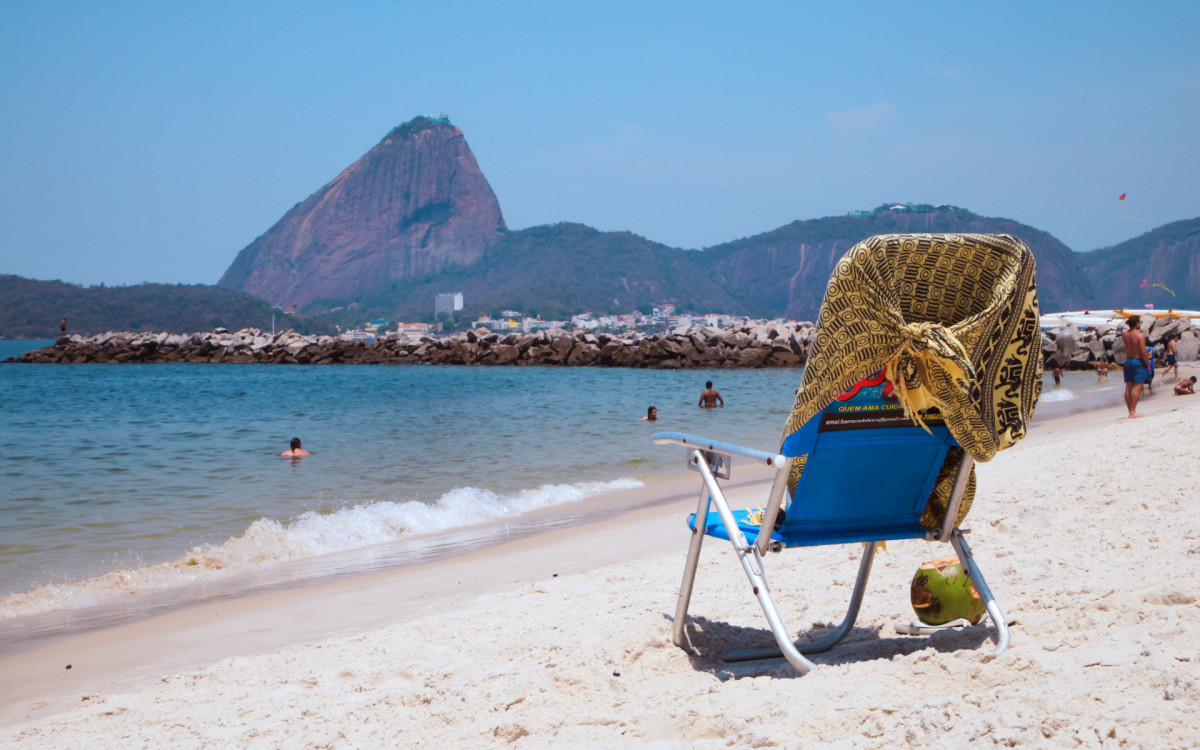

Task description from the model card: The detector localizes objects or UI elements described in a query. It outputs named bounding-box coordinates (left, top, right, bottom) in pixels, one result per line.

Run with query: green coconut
left=910, top=555, right=986, bottom=625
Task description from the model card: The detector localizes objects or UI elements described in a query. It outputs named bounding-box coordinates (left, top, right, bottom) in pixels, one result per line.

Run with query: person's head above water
left=281, top=437, right=310, bottom=457
left=647, top=406, right=657, bottom=419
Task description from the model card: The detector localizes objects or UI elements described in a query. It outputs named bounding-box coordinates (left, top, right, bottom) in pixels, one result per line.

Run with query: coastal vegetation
left=299, top=208, right=1200, bottom=329
left=0, top=275, right=332, bottom=339
left=1078, top=218, right=1200, bottom=309
left=302, top=222, right=747, bottom=327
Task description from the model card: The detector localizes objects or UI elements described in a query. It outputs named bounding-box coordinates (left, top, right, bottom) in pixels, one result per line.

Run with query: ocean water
left=0, top=340, right=1119, bottom=635
left=0, top=347, right=806, bottom=627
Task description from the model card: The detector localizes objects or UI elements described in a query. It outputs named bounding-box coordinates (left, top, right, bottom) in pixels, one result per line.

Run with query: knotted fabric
left=884, top=321, right=975, bottom=434
left=782, top=233, right=1042, bottom=529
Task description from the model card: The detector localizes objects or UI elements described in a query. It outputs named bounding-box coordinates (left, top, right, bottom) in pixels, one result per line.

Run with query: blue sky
left=1, top=2, right=1197, bottom=286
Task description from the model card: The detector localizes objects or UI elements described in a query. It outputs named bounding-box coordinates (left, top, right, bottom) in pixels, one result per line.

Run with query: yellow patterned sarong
left=782, top=234, right=1042, bottom=529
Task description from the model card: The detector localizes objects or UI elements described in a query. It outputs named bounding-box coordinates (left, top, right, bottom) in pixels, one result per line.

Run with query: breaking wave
left=0, top=478, right=643, bottom=619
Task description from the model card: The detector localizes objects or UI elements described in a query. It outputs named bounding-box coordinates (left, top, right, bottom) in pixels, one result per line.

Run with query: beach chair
left=655, top=233, right=1042, bottom=673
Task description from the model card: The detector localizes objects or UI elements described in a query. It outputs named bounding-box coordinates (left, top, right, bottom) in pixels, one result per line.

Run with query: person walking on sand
left=1162, top=335, right=1179, bottom=384
left=1122, top=315, right=1150, bottom=418
left=280, top=437, right=311, bottom=457
left=698, top=381, right=724, bottom=409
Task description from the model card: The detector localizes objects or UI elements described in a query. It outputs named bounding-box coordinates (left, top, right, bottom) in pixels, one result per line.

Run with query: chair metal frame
left=653, top=430, right=1009, bottom=674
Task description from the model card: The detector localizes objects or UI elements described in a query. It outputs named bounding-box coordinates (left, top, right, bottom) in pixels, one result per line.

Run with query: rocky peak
left=218, top=116, right=506, bottom=312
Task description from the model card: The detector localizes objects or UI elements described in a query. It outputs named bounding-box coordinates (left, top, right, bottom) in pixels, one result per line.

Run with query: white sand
left=4, top=385, right=1200, bottom=748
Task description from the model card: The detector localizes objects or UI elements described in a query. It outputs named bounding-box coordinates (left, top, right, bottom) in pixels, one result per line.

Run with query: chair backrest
left=778, top=373, right=956, bottom=547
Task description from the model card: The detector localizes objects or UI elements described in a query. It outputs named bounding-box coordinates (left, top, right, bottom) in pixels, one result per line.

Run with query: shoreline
left=0, top=468, right=775, bottom=649
left=3, top=373, right=1197, bottom=740
left=0, top=468, right=782, bottom=726
left=0, top=370, right=1122, bottom=641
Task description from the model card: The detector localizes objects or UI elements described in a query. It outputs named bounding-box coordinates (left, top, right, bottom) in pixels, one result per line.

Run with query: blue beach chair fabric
left=655, top=233, right=1041, bottom=673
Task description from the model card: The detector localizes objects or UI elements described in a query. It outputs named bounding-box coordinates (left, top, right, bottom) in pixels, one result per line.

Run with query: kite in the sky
left=1119, top=193, right=1142, bottom=221
left=1141, top=278, right=1176, bottom=297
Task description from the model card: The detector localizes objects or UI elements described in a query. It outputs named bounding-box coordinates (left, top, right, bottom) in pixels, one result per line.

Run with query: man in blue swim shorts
left=1162, top=335, right=1179, bottom=384
left=1122, top=315, right=1150, bottom=418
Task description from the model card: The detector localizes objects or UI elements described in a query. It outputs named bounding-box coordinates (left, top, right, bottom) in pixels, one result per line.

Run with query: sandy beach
left=3, top=378, right=1200, bottom=748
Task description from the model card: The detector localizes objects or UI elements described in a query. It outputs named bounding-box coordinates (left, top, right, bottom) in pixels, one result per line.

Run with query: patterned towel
left=782, top=233, right=1042, bottom=528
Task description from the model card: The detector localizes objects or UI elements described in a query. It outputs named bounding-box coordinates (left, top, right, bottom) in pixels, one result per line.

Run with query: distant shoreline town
left=364, top=293, right=765, bottom=340
left=9, top=289, right=1197, bottom=370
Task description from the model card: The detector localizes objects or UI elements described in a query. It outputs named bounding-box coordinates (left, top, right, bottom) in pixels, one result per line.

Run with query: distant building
left=435, top=293, right=463, bottom=317
left=397, top=322, right=433, bottom=336
left=571, top=313, right=599, bottom=330
left=522, top=318, right=564, bottom=333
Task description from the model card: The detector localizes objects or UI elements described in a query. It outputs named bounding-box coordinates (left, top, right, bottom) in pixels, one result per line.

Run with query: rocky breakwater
left=1042, top=315, right=1197, bottom=370
left=9, top=323, right=817, bottom=368
left=23, top=318, right=1186, bottom=371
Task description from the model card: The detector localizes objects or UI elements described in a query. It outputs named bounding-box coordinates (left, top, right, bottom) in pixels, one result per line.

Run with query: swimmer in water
left=280, top=437, right=311, bottom=457
left=698, top=381, right=724, bottom=409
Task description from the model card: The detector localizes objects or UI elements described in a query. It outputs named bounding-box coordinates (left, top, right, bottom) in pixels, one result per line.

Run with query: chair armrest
left=651, top=432, right=786, bottom=468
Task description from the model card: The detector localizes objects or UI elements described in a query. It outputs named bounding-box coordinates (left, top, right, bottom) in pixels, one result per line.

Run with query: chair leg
left=725, top=540, right=877, bottom=662
left=691, top=451, right=818, bottom=674
left=950, top=530, right=1010, bottom=654
left=673, top=478, right=712, bottom=646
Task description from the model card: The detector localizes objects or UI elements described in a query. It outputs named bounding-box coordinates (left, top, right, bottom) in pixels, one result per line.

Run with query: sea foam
left=1038, top=388, right=1076, bottom=402
left=0, top=478, right=643, bottom=620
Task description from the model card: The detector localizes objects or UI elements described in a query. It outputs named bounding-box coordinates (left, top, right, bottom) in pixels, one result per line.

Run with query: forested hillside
left=1077, top=218, right=1200, bottom=309
left=0, top=276, right=332, bottom=338
left=301, top=222, right=745, bottom=323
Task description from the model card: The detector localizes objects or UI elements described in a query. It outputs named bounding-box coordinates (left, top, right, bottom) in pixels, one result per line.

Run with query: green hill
left=1076, top=218, right=1200, bottom=309
left=300, top=222, right=748, bottom=324
left=697, top=204, right=1094, bottom=319
left=0, top=276, right=333, bottom=338
left=300, top=207, right=1104, bottom=326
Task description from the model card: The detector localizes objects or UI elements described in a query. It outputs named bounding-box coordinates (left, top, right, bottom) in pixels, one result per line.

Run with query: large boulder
left=1112, top=333, right=1127, bottom=364
left=1149, top=317, right=1190, bottom=342
left=1178, top=331, right=1200, bottom=362
left=1056, top=330, right=1079, bottom=357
